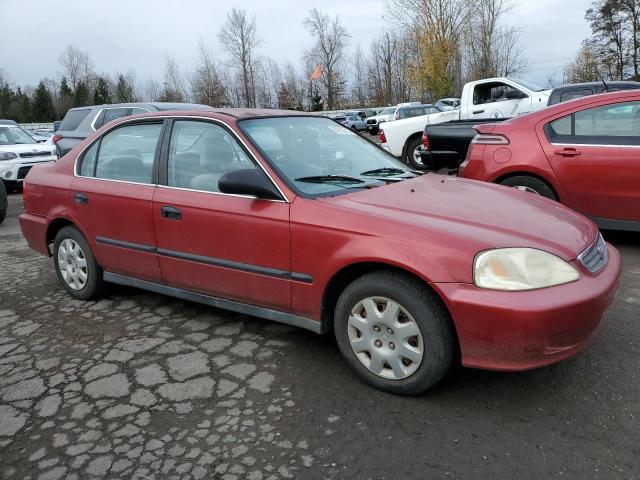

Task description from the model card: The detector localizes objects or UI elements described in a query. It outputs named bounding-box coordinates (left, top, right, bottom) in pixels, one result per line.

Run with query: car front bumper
left=435, top=243, right=621, bottom=371
left=0, top=157, right=57, bottom=184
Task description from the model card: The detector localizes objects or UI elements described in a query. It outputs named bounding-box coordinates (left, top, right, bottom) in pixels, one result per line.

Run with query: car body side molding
left=588, top=216, right=640, bottom=232
left=95, top=236, right=313, bottom=283
left=103, top=272, right=324, bottom=334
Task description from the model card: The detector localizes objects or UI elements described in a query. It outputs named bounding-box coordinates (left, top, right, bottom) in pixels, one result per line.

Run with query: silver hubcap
left=513, top=185, right=540, bottom=195
left=412, top=145, right=423, bottom=165
left=347, top=297, right=424, bottom=380
left=57, top=239, right=88, bottom=291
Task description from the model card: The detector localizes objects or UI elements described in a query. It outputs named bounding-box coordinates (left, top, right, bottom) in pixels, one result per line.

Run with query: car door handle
left=554, top=148, right=581, bottom=157
left=74, top=192, right=88, bottom=204
left=160, top=205, right=182, bottom=220
left=472, top=109, right=485, bottom=114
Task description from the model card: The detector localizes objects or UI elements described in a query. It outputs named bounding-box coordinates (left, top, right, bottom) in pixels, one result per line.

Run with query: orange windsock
left=310, top=64, right=322, bottom=81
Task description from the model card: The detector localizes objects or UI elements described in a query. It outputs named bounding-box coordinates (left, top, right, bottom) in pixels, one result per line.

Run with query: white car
left=379, top=77, right=552, bottom=165
left=0, top=121, right=57, bottom=190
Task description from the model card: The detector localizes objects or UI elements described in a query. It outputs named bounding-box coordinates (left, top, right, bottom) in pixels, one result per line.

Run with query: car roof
left=0, top=119, right=18, bottom=125
left=113, top=108, right=323, bottom=125
left=551, top=81, right=640, bottom=92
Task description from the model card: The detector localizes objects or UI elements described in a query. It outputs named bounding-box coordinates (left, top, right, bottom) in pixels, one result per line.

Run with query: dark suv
left=547, top=81, right=640, bottom=106
left=54, top=102, right=213, bottom=156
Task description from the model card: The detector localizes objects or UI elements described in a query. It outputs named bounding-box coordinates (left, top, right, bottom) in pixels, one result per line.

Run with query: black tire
left=351, top=125, right=357, bottom=132
left=334, top=271, right=455, bottom=395
left=0, top=209, right=5, bottom=224
left=53, top=226, right=104, bottom=300
left=404, top=135, right=425, bottom=169
left=499, top=175, right=557, bottom=201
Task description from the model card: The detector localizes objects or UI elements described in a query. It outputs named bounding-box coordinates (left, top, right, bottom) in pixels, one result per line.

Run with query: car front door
left=470, top=81, right=532, bottom=120
left=539, top=100, right=640, bottom=221
left=70, top=120, right=164, bottom=281
left=152, top=119, right=292, bottom=311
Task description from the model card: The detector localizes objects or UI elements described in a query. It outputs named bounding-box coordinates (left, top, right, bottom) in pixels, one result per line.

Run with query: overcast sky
left=0, top=0, right=591, bottom=90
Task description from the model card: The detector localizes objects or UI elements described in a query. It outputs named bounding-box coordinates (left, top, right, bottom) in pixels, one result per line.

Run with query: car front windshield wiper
left=295, top=175, right=365, bottom=184
left=360, top=167, right=408, bottom=176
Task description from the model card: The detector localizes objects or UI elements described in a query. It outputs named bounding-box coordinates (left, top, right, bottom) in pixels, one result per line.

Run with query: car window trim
left=74, top=115, right=290, bottom=202
left=75, top=118, right=165, bottom=186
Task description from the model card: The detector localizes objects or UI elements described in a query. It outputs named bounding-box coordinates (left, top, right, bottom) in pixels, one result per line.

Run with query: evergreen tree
left=32, top=81, right=56, bottom=121
left=57, top=77, right=74, bottom=120
left=115, top=74, right=134, bottom=103
left=0, top=82, right=14, bottom=118
left=93, top=76, right=111, bottom=105
left=73, top=82, right=89, bottom=107
left=13, top=88, right=33, bottom=123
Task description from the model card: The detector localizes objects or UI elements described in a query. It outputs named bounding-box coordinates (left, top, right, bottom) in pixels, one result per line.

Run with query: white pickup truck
left=379, top=77, right=551, bottom=166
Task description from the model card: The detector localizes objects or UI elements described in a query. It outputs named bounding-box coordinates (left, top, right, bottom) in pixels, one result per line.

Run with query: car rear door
left=70, top=120, right=164, bottom=281
left=539, top=99, right=640, bottom=221
left=152, top=119, right=292, bottom=311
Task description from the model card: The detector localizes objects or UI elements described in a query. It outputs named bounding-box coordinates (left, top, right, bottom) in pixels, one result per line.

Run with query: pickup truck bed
left=419, top=118, right=506, bottom=171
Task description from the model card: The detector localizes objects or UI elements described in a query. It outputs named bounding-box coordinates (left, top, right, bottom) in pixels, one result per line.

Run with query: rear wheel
left=351, top=125, right=357, bottom=133
left=334, top=271, right=455, bottom=395
left=53, top=226, right=104, bottom=300
left=499, top=175, right=557, bottom=201
left=404, top=136, right=425, bottom=169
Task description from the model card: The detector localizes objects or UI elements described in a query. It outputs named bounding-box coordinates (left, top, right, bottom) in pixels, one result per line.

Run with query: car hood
left=319, top=175, right=597, bottom=261
left=0, top=144, right=56, bottom=155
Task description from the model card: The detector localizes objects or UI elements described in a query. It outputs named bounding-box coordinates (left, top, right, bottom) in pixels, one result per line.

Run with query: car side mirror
left=218, top=169, right=282, bottom=200
left=506, top=89, right=527, bottom=100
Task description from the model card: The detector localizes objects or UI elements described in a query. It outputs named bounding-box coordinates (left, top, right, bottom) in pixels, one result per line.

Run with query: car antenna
left=602, top=77, right=609, bottom=92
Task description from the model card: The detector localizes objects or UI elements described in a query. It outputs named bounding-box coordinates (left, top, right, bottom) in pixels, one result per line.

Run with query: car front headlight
left=0, top=152, right=18, bottom=161
left=474, top=248, right=580, bottom=291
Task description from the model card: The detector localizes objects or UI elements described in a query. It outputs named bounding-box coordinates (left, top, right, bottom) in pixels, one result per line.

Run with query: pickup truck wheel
left=334, top=271, right=455, bottom=395
left=499, top=176, right=557, bottom=201
left=53, top=226, right=104, bottom=300
left=404, top=136, right=425, bottom=169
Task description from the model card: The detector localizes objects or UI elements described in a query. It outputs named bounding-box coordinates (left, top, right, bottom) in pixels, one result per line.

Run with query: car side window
left=560, top=89, right=593, bottom=103
left=545, top=101, right=640, bottom=146
left=80, top=123, right=162, bottom=183
left=79, top=142, right=99, bottom=176
left=473, top=82, right=526, bottom=105
left=167, top=121, right=256, bottom=193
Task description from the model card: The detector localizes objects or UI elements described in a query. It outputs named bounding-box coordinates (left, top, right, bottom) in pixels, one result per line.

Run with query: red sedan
left=19, top=109, right=620, bottom=394
left=460, top=90, right=640, bottom=231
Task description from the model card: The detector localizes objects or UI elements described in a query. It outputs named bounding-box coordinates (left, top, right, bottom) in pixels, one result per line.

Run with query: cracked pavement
left=1, top=193, right=639, bottom=479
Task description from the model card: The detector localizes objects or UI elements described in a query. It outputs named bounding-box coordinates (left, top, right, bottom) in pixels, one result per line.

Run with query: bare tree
left=58, top=45, right=94, bottom=91
left=141, top=78, right=161, bottom=102
left=219, top=8, right=260, bottom=107
left=162, top=55, right=187, bottom=102
left=191, top=40, right=227, bottom=106
left=304, top=8, right=350, bottom=109
left=564, top=45, right=603, bottom=82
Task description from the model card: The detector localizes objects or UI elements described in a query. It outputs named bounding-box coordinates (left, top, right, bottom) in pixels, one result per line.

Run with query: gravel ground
left=0, top=192, right=639, bottom=480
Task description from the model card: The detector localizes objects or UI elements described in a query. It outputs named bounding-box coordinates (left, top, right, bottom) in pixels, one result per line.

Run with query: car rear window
left=59, top=109, right=91, bottom=131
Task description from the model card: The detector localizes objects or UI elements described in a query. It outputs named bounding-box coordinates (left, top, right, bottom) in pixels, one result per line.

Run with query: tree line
left=565, top=0, right=640, bottom=83
left=0, top=1, right=528, bottom=123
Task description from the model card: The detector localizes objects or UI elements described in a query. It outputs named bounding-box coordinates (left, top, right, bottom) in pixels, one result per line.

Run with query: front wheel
left=334, top=271, right=455, bottom=395
left=404, top=136, right=425, bottom=169
left=53, top=226, right=104, bottom=300
left=499, top=175, right=557, bottom=201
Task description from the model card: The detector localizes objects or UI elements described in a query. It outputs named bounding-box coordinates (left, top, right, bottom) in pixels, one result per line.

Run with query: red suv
left=460, top=90, right=640, bottom=231
left=19, top=110, right=621, bottom=394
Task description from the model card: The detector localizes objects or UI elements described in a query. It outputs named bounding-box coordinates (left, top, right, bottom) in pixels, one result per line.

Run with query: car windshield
left=239, top=116, right=417, bottom=197
left=379, top=107, right=396, bottom=115
left=510, top=78, right=546, bottom=92
left=0, top=126, right=37, bottom=145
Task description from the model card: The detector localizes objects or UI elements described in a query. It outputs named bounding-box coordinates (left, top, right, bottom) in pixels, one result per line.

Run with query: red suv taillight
left=422, top=131, right=430, bottom=150
left=379, top=129, right=387, bottom=144
left=52, top=134, right=62, bottom=144
left=471, top=133, right=510, bottom=145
